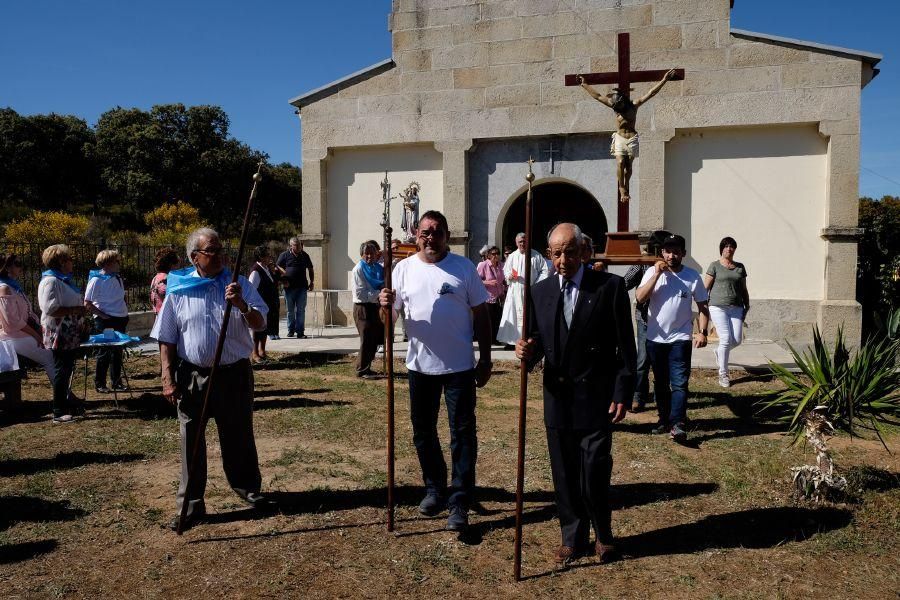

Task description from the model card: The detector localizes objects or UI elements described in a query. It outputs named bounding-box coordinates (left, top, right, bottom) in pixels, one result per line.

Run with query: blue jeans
left=284, top=286, right=308, bottom=335
left=408, top=369, right=478, bottom=509
left=646, top=340, right=692, bottom=427
left=634, top=310, right=649, bottom=405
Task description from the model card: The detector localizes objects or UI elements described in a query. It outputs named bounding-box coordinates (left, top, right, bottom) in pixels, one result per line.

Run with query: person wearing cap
left=635, top=233, right=710, bottom=443
left=622, top=230, right=670, bottom=411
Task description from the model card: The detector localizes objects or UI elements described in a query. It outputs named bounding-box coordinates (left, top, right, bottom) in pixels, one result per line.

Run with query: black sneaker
left=111, top=382, right=129, bottom=392
left=244, top=492, right=278, bottom=512
left=651, top=422, right=668, bottom=435
left=418, top=493, right=447, bottom=517
left=95, top=385, right=111, bottom=394
left=446, top=505, right=468, bottom=532
left=670, top=423, right=688, bottom=444
left=632, top=401, right=646, bottom=413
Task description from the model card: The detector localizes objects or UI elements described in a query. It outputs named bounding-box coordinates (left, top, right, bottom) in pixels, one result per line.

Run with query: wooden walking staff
left=380, top=172, right=397, bottom=532
left=513, top=158, right=536, bottom=581
left=175, top=162, right=265, bottom=535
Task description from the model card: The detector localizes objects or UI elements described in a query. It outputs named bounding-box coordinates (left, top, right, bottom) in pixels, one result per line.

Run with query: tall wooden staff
left=380, top=172, right=397, bottom=532
left=175, top=162, right=264, bottom=535
left=513, top=158, right=536, bottom=580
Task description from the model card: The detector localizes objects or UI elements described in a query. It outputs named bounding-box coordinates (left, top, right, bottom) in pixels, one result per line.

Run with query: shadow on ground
left=0, top=539, right=58, bottom=564
left=0, top=496, right=86, bottom=531
left=620, top=506, right=853, bottom=557
left=0, top=450, right=145, bottom=477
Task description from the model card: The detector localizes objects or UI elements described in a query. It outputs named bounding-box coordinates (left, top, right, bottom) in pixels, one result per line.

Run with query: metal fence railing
left=0, top=241, right=251, bottom=313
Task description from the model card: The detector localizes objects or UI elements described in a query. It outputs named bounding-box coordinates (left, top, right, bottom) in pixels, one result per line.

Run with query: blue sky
left=1, top=1, right=895, bottom=197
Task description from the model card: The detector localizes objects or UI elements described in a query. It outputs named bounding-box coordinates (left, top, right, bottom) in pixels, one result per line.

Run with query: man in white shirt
left=151, top=227, right=275, bottom=531
left=497, top=232, right=548, bottom=346
left=379, top=210, right=492, bottom=532
left=635, top=234, right=710, bottom=443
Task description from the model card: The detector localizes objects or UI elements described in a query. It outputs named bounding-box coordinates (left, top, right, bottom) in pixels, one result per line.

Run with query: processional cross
left=565, top=32, right=684, bottom=232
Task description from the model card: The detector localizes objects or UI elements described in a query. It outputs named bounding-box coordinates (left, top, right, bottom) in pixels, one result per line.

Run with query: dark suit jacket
left=526, top=268, right=637, bottom=429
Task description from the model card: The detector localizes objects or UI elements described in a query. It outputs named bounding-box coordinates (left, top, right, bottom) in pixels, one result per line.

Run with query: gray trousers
left=175, top=358, right=262, bottom=516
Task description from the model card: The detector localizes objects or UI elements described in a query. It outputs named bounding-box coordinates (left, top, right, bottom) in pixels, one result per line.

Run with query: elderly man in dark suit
left=516, top=222, right=636, bottom=569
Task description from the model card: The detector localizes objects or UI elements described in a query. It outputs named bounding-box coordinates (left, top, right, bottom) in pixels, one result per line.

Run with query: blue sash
left=41, top=269, right=80, bottom=292
left=167, top=267, right=232, bottom=295
left=0, top=276, right=22, bottom=293
left=359, top=261, right=384, bottom=290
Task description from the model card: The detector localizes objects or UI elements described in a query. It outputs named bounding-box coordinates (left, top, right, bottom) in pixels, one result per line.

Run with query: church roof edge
left=289, top=58, right=396, bottom=109
left=730, top=28, right=882, bottom=72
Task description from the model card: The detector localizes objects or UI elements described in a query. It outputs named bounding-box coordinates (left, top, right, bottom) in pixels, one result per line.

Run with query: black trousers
left=175, top=358, right=262, bottom=516
left=353, top=303, right=382, bottom=374
left=546, top=427, right=614, bottom=548
left=51, top=348, right=80, bottom=417
left=487, top=301, right=501, bottom=343
left=94, top=315, right=129, bottom=386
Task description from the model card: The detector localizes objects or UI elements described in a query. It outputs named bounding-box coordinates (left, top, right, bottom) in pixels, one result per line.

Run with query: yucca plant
left=764, top=325, right=900, bottom=451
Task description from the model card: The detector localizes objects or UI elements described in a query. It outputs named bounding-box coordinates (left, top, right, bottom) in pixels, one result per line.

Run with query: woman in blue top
left=703, top=236, right=750, bottom=388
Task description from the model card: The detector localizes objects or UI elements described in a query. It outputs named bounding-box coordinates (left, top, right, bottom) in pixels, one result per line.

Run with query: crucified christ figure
left=578, top=68, right=677, bottom=204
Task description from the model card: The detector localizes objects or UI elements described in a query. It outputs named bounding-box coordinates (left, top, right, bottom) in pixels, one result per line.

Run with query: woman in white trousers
left=703, top=237, right=750, bottom=388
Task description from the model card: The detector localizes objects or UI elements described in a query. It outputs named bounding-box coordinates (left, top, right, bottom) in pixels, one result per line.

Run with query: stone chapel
left=289, top=0, right=881, bottom=344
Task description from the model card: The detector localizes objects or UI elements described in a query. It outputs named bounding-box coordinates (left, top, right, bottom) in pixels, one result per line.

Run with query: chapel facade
left=289, top=0, right=880, bottom=344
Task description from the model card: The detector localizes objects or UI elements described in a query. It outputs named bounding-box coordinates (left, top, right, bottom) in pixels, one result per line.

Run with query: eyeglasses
left=196, top=247, right=226, bottom=256
left=418, top=229, right=444, bottom=239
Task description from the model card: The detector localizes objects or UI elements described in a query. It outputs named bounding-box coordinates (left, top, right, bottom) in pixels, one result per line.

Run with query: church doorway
left=499, top=180, right=608, bottom=255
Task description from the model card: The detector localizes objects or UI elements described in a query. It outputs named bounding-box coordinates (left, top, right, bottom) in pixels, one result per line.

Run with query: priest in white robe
left=497, top=232, right=548, bottom=345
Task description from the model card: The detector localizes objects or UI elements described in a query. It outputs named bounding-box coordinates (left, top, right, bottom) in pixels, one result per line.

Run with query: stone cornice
left=821, top=227, right=863, bottom=241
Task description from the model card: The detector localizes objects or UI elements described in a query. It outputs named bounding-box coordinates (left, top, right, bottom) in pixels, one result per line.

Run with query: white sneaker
left=718, top=375, right=730, bottom=388
left=52, top=414, right=75, bottom=424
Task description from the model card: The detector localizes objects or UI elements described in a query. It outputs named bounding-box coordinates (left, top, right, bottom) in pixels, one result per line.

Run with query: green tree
left=858, top=195, right=900, bottom=335
left=0, top=108, right=98, bottom=215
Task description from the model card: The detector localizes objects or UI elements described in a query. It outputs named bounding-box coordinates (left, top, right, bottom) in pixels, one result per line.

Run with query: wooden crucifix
left=566, top=32, right=684, bottom=232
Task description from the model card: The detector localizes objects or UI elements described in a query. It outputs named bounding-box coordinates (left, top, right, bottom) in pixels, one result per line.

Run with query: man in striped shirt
left=151, top=227, right=275, bottom=531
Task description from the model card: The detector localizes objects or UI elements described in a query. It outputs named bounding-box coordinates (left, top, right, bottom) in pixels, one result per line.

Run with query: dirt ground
left=1, top=353, right=898, bottom=599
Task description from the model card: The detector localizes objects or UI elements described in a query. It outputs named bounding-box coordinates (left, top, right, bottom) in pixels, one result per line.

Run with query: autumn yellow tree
left=141, top=201, right=205, bottom=246
left=4, top=210, right=90, bottom=244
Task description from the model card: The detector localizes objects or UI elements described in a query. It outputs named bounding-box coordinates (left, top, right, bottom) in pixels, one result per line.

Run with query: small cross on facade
left=543, top=142, right=561, bottom=174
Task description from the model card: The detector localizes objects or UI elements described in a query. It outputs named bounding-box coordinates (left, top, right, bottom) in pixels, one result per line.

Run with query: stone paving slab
left=134, top=317, right=796, bottom=372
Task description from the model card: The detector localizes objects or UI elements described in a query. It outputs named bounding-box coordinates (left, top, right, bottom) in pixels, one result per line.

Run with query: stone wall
left=298, top=0, right=872, bottom=344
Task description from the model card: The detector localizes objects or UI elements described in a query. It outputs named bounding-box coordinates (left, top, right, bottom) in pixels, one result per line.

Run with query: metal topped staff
left=380, top=172, right=397, bottom=532
left=513, top=158, right=536, bottom=580
left=175, top=162, right=264, bottom=535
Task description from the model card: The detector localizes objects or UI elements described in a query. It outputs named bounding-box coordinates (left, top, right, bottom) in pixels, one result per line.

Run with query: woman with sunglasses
left=0, top=253, right=57, bottom=386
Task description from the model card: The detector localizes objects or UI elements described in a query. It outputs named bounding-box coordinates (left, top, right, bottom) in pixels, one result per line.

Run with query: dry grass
left=0, top=353, right=898, bottom=599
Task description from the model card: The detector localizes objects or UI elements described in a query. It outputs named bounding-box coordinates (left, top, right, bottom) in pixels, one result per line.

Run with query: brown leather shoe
left=595, top=541, right=618, bottom=564
left=554, top=545, right=578, bottom=569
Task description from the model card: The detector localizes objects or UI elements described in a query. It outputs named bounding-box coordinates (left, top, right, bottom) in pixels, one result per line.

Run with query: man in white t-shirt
left=635, top=234, right=710, bottom=443
left=379, top=210, right=492, bottom=533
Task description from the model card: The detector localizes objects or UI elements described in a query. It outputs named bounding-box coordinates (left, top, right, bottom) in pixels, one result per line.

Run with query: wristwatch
left=240, top=304, right=252, bottom=316
left=699, top=329, right=708, bottom=336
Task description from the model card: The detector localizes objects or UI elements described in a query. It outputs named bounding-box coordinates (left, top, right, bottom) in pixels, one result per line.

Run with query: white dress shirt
left=150, top=272, right=268, bottom=367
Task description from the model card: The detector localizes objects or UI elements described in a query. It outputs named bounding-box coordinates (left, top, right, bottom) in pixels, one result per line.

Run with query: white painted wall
left=665, top=126, right=827, bottom=300
left=326, top=145, right=444, bottom=289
